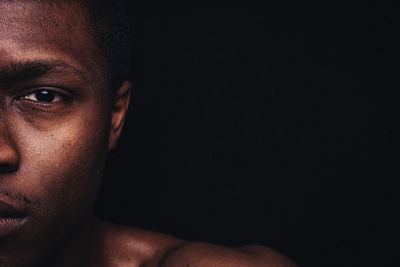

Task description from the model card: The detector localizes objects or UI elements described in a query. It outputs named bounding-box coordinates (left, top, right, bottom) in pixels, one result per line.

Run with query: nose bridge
left=0, top=114, right=20, bottom=173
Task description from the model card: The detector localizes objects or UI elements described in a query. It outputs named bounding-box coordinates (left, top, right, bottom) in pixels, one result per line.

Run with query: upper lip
left=0, top=200, right=26, bottom=218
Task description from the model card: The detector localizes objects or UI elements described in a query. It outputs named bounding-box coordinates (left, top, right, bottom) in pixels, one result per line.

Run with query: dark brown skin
left=0, top=1, right=296, bottom=266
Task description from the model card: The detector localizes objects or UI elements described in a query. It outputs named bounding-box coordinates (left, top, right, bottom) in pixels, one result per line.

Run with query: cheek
left=14, top=110, right=110, bottom=214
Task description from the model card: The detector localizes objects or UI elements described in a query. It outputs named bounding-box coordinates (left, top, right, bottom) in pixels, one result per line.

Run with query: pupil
left=36, top=90, right=55, bottom=103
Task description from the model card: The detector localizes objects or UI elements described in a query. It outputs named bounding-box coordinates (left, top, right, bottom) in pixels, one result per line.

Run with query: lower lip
left=0, top=217, right=28, bottom=238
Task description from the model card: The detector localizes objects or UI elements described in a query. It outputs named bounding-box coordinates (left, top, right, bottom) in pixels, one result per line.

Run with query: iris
left=35, top=90, right=56, bottom=103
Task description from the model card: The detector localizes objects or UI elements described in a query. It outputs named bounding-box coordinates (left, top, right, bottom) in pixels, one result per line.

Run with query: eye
left=21, top=89, right=63, bottom=104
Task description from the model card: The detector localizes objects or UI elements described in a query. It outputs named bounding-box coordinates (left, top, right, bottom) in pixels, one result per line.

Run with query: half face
left=0, top=0, right=121, bottom=264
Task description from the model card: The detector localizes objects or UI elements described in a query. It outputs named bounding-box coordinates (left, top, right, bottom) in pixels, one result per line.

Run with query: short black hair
left=83, top=0, right=133, bottom=99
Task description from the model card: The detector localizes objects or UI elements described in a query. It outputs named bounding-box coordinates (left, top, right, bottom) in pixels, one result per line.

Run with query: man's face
left=0, top=0, right=116, bottom=263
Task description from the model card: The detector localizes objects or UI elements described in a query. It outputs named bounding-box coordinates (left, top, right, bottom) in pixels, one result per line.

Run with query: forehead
left=0, top=0, right=108, bottom=83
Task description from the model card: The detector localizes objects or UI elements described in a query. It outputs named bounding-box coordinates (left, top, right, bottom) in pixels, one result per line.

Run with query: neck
left=39, top=214, right=104, bottom=267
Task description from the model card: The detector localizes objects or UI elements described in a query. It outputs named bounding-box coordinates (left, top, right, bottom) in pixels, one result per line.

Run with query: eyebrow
left=0, top=60, right=89, bottom=83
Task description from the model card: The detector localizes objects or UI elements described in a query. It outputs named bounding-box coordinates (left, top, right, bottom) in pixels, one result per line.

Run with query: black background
left=95, top=2, right=397, bottom=266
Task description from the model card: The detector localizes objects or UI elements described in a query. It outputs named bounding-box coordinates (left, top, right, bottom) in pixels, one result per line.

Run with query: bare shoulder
left=97, top=220, right=296, bottom=267
left=97, top=220, right=186, bottom=266
left=158, top=242, right=297, bottom=267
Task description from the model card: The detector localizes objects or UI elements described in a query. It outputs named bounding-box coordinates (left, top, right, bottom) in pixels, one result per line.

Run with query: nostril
left=0, top=142, right=20, bottom=173
left=0, top=163, right=19, bottom=173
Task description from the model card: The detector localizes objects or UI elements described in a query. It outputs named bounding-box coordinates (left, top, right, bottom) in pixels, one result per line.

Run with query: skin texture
left=0, top=1, right=297, bottom=266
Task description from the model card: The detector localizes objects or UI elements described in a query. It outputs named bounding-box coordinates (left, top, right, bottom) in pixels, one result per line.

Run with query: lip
left=0, top=200, right=28, bottom=238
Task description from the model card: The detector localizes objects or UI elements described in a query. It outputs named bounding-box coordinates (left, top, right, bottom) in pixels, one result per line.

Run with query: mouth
left=0, top=201, right=28, bottom=238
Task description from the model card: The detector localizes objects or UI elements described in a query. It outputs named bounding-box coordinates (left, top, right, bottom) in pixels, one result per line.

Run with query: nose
left=0, top=124, right=20, bottom=173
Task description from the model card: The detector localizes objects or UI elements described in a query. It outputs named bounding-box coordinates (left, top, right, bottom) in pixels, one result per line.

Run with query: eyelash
left=17, top=88, right=69, bottom=106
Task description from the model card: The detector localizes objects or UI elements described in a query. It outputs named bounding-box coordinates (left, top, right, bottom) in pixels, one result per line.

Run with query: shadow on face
left=0, top=1, right=128, bottom=265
